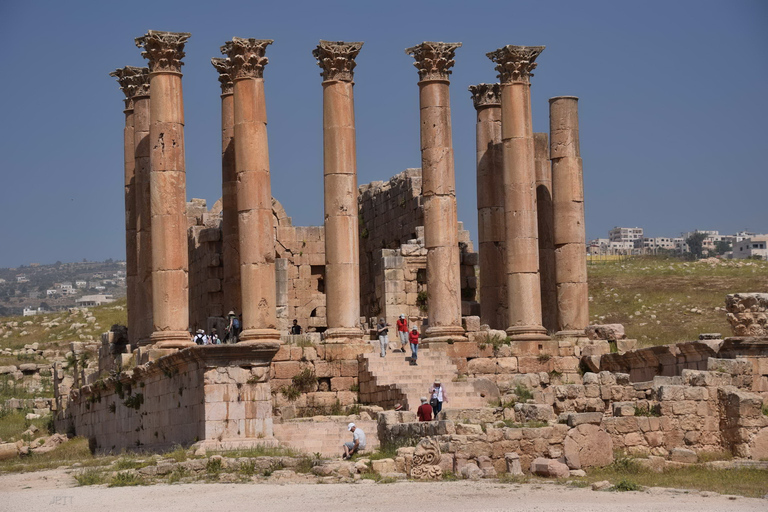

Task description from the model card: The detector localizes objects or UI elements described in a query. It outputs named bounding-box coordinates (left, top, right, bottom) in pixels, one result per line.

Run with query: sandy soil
left=0, top=469, right=764, bottom=512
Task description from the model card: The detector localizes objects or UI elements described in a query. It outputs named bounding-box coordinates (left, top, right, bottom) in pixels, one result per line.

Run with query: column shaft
left=550, top=96, right=588, bottom=334
left=122, top=104, right=137, bottom=347
left=323, top=80, right=363, bottom=338
left=220, top=90, right=241, bottom=316
left=535, top=132, right=558, bottom=334
left=133, top=93, right=154, bottom=346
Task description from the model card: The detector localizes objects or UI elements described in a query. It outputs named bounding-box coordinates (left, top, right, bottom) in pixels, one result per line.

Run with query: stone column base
left=506, top=325, right=550, bottom=341
left=240, top=328, right=282, bottom=343
left=555, top=329, right=588, bottom=341
left=324, top=327, right=366, bottom=342
left=150, top=330, right=195, bottom=349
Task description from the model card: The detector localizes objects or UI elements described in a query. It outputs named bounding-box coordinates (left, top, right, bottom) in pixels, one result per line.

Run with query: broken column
left=136, top=31, right=193, bottom=349
left=313, top=40, right=365, bottom=340
left=550, top=96, right=588, bottom=336
left=132, top=69, right=154, bottom=347
left=222, top=37, right=281, bottom=343
left=535, top=132, right=558, bottom=334
left=406, top=42, right=466, bottom=340
left=211, top=58, right=241, bottom=318
left=109, top=67, right=140, bottom=347
left=468, top=83, right=506, bottom=330
left=487, top=45, right=549, bottom=340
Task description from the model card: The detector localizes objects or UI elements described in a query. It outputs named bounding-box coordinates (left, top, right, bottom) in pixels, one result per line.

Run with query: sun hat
left=400, top=314, right=405, bottom=319
left=394, top=403, right=403, bottom=411
left=196, top=329, right=204, bottom=334
left=434, top=379, right=441, bottom=384
left=411, top=325, right=418, bottom=330
left=420, top=397, right=427, bottom=403
left=228, top=311, right=235, bottom=316
left=347, top=422, right=355, bottom=431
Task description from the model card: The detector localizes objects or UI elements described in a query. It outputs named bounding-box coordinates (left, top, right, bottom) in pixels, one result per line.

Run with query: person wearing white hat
left=342, top=422, right=366, bottom=459
left=396, top=314, right=409, bottom=353
left=417, top=396, right=433, bottom=422
left=193, top=329, right=206, bottom=345
left=429, top=379, right=448, bottom=417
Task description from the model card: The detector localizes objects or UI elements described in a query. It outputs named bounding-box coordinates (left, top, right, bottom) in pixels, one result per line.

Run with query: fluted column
left=222, top=38, right=281, bottom=344
left=136, top=31, right=193, bottom=349
left=487, top=45, right=549, bottom=341
left=212, top=58, right=241, bottom=318
left=535, top=132, right=558, bottom=334
left=132, top=69, right=154, bottom=347
left=110, top=67, right=140, bottom=347
left=469, top=83, right=506, bottom=330
left=550, top=96, right=588, bottom=335
left=406, top=42, right=466, bottom=340
left=313, top=41, right=365, bottom=340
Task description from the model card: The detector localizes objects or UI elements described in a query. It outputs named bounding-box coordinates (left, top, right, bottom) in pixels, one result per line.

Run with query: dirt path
left=0, top=469, right=765, bottom=512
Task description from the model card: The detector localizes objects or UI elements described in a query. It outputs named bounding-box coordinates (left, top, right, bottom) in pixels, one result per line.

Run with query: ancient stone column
left=312, top=41, right=364, bottom=340
left=212, top=58, right=241, bottom=318
left=110, top=67, right=140, bottom=347
left=406, top=42, right=466, bottom=340
left=132, top=70, right=154, bottom=347
left=136, top=31, right=193, bottom=349
left=487, top=45, right=549, bottom=340
left=535, top=132, right=558, bottom=334
left=468, top=83, right=506, bottom=330
left=550, top=96, right=588, bottom=335
left=222, top=38, right=281, bottom=344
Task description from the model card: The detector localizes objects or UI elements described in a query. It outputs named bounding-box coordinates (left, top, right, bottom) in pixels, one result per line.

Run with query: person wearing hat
left=396, top=314, right=409, bottom=353
left=417, top=396, right=433, bottom=422
left=342, top=422, right=366, bottom=459
left=224, top=310, right=241, bottom=344
left=428, top=379, right=448, bottom=417
left=408, top=325, right=420, bottom=365
left=193, top=329, right=206, bottom=345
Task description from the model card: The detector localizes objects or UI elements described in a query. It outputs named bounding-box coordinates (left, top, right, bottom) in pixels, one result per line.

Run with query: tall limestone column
left=211, top=58, right=241, bottom=318
left=550, top=96, right=588, bottom=335
left=535, top=132, right=558, bottom=334
left=468, top=83, right=506, bottom=330
left=222, top=38, right=281, bottom=344
left=313, top=41, right=365, bottom=340
left=406, top=42, right=466, bottom=340
left=487, top=45, right=549, bottom=341
left=136, top=31, right=193, bottom=349
left=110, top=67, right=140, bottom=346
left=132, top=69, right=154, bottom=347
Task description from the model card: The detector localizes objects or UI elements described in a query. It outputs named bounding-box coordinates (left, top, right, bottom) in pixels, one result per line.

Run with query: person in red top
left=396, top=314, right=408, bottom=353
left=408, top=325, right=420, bottom=365
left=416, top=396, right=433, bottom=421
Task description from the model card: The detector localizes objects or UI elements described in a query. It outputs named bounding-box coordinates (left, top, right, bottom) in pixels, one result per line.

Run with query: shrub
left=206, top=458, right=222, bottom=475
left=634, top=405, right=661, bottom=417
left=75, top=468, right=107, bottom=486
left=280, top=385, right=301, bottom=402
left=291, top=368, right=317, bottom=392
left=514, top=384, right=533, bottom=402
left=612, top=479, right=641, bottom=492
left=109, top=471, right=145, bottom=487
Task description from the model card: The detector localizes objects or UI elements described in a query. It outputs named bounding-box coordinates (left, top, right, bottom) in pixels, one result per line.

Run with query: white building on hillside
left=76, top=294, right=115, bottom=307
left=731, top=235, right=768, bottom=259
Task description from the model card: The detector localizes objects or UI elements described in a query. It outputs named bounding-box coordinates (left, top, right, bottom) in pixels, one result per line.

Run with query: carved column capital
left=110, top=66, right=150, bottom=108
left=221, top=38, right=273, bottom=80
left=312, top=40, right=363, bottom=82
left=135, top=30, right=191, bottom=74
left=486, top=45, right=544, bottom=84
left=405, top=41, right=461, bottom=82
left=211, top=58, right=234, bottom=94
left=468, top=83, right=501, bottom=110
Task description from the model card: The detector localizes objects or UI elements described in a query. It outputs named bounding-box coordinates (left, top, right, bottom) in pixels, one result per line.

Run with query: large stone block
left=563, top=424, right=613, bottom=469
left=529, top=457, right=570, bottom=478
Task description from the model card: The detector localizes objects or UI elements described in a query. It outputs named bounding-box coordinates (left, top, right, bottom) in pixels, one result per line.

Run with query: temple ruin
left=54, top=31, right=767, bottom=472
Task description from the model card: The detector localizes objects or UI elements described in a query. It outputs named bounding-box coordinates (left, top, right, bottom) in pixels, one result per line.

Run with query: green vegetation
left=611, top=478, right=642, bottom=492
left=588, top=256, right=768, bottom=347
left=74, top=468, right=108, bottom=486
left=633, top=405, right=661, bottom=417
left=109, top=471, right=146, bottom=487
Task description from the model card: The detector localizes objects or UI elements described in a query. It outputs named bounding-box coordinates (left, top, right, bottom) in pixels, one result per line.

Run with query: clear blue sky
left=0, top=0, right=766, bottom=268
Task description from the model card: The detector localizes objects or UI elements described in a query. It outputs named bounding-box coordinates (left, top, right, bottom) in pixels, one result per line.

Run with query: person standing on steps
left=290, top=319, right=303, bottom=335
left=417, top=396, right=433, bottom=421
left=377, top=318, right=389, bottom=357
left=408, top=325, right=420, bottom=365
left=429, top=379, right=447, bottom=417
left=224, top=311, right=241, bottom=344
left=396, top=314, right=408, bottom=353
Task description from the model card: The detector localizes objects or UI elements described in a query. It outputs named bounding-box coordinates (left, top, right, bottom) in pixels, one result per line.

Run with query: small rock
left=592, top=480, right=611, bottom=490
left=569, top=469, right=586, bottom=477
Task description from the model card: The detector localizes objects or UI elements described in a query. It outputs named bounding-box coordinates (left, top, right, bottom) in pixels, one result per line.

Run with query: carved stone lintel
left=135, top=30, right=191, bottom=74
left=221, top=38, right=273, bottom=80
left=410, top=437, right=443, bottom=480
left=110, top=66, right=150, bottom=106
left=487, top=45, right=545, bottom=84
left=405, top=41, right=462, bottom=82
left=468, top=83, right=501, bottom=110
left=211, top=57, right=234, bottom=94
left=312, top=40, right=363, bottom=82
left=726, top=293, right=768, bottom=337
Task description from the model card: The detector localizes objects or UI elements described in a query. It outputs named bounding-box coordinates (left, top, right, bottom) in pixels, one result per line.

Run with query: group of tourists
left=377, top=314, right=420, bottom=365
left=192, top=310, right=242, bottom=345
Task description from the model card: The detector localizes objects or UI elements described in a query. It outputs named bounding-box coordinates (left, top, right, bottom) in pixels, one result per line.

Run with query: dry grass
left=0, top=437, right=114, bottom=473
left=588, top=257, right=768, bottom=347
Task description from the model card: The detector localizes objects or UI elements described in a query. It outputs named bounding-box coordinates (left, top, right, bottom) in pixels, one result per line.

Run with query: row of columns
left=113, top=33, right=588, bottom=350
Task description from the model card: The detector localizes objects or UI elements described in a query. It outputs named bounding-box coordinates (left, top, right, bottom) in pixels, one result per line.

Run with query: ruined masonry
left=53, top=31, right=768, bottom=474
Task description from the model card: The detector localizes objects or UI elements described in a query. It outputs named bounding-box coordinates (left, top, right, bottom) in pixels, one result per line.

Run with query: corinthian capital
left=468, top=83, right=501, bottom=110
left=109, top=66, right=150, bottom=107
left=221, top=38, right=273, bottom=80
left=486, top=45, right=544, bottom=84
left=135, top=30, right=191, bottom=74
left=211, top=58, right=234, bottom=94
left=405, top=41, right=461, bottom=82
left=312, top=40, right=363, bottom=82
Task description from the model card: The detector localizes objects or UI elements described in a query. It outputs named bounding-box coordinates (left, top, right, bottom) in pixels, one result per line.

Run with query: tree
left=714, top=240, right=732, bottom=255
left=685, top=232, right=708, bottom=259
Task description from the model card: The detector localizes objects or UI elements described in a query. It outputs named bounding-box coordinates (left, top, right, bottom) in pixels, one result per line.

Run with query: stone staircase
left=358, top=346, right=489, bottom=411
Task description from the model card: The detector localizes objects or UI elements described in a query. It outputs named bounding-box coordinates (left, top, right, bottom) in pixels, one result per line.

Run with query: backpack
left=232, top=318, right=241, bottom=333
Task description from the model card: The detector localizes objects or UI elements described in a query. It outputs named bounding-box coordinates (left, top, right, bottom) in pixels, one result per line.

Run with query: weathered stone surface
left=0, top=443, right=18, bottom=460
left=529, top=457, right=569, bottom=478
left=669, top=447, right=698, bottom=463
left=725, top=293, right=768, bottom=336
left=586, top=324, right=625, bottom=341
left=459, top=461, right=483, bottom=480
left=566, top=412, right=603, bottom=427
left=563, top=424, right=613, bottom=469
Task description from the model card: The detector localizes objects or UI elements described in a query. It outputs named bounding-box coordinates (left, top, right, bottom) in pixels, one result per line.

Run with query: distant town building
left=46, top=289, right=58, bottom=296
left=16, top=275, right=29, bottom=283
left=609, top=227, right=643, bottom=244
left=75, top=280, right=87, bottom=288
left=636, top=237, right=675, bottom=254
left=731, top=235, right=768, bottom=259
left=23, top=306, right=51, bottom=316
left=76, top=294, right=115, bottom=307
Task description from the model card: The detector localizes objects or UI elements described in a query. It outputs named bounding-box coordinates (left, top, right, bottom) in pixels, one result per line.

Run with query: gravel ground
left=0, top=469, right=765, bottom=512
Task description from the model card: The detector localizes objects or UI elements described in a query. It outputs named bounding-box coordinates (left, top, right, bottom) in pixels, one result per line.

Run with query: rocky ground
left=0, top=471, right=764, bottom=512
